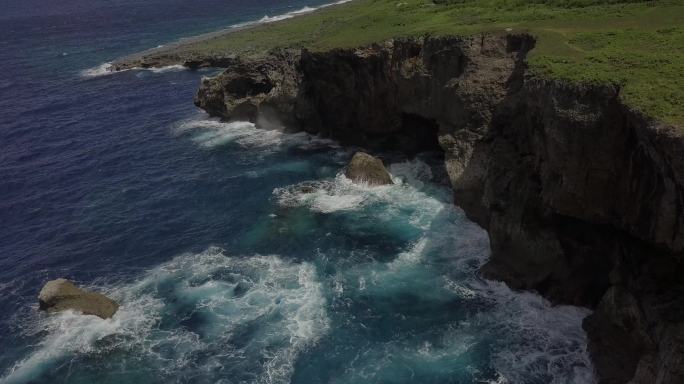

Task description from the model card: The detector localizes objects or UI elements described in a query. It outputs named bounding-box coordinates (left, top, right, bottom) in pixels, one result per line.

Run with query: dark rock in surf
left=344, top=152, right=393, bottom=186
left=38, top=278, right=119, bottom=319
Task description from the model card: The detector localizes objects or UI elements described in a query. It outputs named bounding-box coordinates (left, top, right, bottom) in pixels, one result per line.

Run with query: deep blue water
left=0, top=1, right=595, bottom=383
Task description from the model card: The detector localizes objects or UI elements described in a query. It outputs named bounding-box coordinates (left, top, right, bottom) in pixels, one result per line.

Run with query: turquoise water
left=0, top=0, right=595, bottom=383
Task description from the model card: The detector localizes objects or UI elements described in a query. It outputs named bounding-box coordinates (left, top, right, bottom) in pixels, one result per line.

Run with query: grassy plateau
left=172, top=0, right=684, bottom=126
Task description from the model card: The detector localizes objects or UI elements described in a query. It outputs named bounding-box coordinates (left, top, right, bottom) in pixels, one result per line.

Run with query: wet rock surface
left=344, top=152, right=393, bottom=186
left=38, top=278, right=119, bottom=319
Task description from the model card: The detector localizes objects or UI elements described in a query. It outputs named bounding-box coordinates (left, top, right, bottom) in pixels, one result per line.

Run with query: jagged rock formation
left=38, top=278, right=119, bottom=319
left=112, top=50, right=239, bottom=72
left=193, top=34, right=684, bottom=384
left=344, top=152, right=394, bottom=186
left=195, top=50, right=302, bottom=129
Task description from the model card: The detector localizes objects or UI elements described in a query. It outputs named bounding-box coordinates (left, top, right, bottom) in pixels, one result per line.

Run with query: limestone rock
left=38, top=278, right=119, bottom=319
left=344, top=152, right=393, bottom=186
left=193, top=49, right=301, bottom=128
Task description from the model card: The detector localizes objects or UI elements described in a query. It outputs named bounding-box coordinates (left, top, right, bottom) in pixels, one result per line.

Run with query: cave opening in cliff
left=382, top=112, right=442, bottom=156
left=361, top=112, right=442, bottom=157
left=400, top=112, right=442, bottom=155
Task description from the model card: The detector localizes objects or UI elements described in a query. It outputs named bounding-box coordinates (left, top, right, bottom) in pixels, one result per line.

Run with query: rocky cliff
left=193, top=34, right=684, bottom=384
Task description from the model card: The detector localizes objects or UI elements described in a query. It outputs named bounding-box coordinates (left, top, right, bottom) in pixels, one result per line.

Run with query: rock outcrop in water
left=38, top=279, right=119, bottom=319
left=344, top=152, right=393, bottom=186
left=193, top=33, right=684, bottom=384
left=112, top=50, right=240, bottom=72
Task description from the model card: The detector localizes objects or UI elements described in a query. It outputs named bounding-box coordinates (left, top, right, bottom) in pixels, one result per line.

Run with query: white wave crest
left=257, top=6, right=315, bottom=24
left=80, top=62, right=188, bottom=78
left=148, top=64, right=186, bottom=73
left=235, top=0, right=353, bottom=28
left=80, top=62, right=114, bottom=78
left=174, top=117, right=336, bottom=152
left=176, top=119, right=286, bottom=149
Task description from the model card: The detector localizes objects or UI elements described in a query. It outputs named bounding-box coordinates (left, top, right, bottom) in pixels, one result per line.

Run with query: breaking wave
left=0, top=248, right=329, bottom=384
left=173, top=117, right=337, bottom=153
left=80, top=63, right=187, bottom=78
left=235, top=0, right=353, bottom=27
left=79, top=62, right=115, bottom=78
left=274, top=159, right=445, bottom=227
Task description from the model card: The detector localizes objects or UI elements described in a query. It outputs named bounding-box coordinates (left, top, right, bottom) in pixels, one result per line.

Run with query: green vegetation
left=178, top=0, right=684, bottom=125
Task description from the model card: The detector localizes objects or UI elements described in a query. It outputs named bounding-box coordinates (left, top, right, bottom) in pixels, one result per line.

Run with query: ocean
left=0, top=0, right=595, bottom=383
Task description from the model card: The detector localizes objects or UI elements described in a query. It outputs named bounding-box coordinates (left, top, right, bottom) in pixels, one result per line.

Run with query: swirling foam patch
left=1, top=248, right=328, bottom=384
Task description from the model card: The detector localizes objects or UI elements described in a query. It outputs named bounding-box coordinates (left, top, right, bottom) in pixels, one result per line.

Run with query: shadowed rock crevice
left=227, top=72, right=274, bottom=99
left=193, top=33, right=684, bottom=384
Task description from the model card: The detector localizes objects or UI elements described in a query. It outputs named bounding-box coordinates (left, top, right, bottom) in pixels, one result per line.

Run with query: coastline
left=108, top=0, right=354, bottom=72
left=2, top=0, right=642, bottom=381
left=100, top=0, right=684, bottom=127
left=90, top=0, right=684, bottom=382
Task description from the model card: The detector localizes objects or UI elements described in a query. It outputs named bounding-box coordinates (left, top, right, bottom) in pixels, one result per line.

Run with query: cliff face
left=480, top=78, right=684, bottom=384
left=193, top=34, right=684, bottom=384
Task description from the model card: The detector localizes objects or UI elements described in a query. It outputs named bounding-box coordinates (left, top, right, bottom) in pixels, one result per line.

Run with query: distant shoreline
left=111, top=0, right=353, bottom=71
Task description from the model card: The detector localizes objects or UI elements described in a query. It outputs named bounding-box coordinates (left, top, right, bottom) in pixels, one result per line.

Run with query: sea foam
left=174, top=117, right=336, bottom=152
left=274, top=158, right=446, bottom=228
left=0, top=248, right=329, bottom=384
left=235, top=0, right=353, bottom=27
left=80, top=63, right=189, bottom=78
left=79, top=62, right=115, bottom=78
left=272, top=155, right=594, bottom=384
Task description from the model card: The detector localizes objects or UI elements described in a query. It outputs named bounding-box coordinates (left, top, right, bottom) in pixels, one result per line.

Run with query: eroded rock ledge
left=193, top=34, right=684, bottom=384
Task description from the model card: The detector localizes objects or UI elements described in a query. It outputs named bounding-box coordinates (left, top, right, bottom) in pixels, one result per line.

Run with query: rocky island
left=112, top=1, right=684, bottom=383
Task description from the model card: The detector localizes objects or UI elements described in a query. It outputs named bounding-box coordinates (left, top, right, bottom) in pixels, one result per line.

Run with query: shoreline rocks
left=38, top=279, right=119, bottom=319
left=344, top=152, right=394, bottom=186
